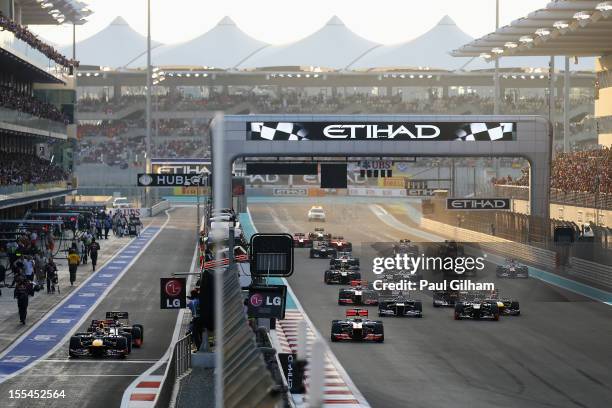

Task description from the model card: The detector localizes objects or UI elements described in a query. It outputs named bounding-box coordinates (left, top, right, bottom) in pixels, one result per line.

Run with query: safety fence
left=156, top=335, right=193, bottom=408
left=421, top=217, right=612, bottom=291
left=568, top=258, right=612, bottom=289
left=222, top=264, right=279, bottom=408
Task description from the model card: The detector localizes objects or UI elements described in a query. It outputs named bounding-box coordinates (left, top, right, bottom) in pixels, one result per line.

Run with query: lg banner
left=247, top=285, right=287, bottom=319
left=248, top=122, right=515, bottom=141
left=160, top=277, right=187, bottom=309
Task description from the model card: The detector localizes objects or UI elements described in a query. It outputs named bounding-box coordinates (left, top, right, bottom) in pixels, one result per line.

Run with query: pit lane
left=0, top=207, right=197, bottom=408
left=249, top=199, right=612, bottom=408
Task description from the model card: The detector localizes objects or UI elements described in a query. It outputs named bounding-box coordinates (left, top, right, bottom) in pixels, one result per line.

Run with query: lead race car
left=331, top=309, right=384, bottom=342
left=338, top=280, right=378, bottom=305
left=496, top=259, right=529, bottom=278
left=432, top=289, right=460, bottom=307
left=378, top=291, right=423, bottom=317
left=68, top=312, right=144, bottom=358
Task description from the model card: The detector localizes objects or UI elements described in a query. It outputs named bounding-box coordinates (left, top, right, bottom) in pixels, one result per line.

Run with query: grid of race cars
left=293, top=224, right=528, bottom=344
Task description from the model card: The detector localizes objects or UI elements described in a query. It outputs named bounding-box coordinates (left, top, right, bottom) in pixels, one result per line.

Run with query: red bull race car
left=331, top=309, right=384, bottom=343
left=68, top=312, right=144, bottom=358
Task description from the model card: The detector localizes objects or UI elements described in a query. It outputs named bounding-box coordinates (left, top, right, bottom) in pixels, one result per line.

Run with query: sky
left=31, top=0, right=552, bottom=47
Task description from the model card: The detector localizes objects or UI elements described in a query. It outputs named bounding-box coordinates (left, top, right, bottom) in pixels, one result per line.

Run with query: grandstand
left=0, top=0, right=84, bottom=217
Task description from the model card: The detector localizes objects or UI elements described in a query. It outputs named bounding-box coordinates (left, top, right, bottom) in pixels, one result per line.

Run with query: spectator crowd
left=1, top=85, right=70, bottom=123
left=493, top=147, right=611, bottom=195
left=0, top=150, right=69, bottom=185
left=0, top=11, right=78, bottom=68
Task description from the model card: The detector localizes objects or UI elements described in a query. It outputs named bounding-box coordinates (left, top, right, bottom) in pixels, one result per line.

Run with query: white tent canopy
left=350, top=16, right=594, bottom=71
left=63, top=16, right=163, bottom=68
left=238, top=16, right=379, bottom=70
left=350, top=16, right=486, bottom=71
left=127, top=17, right=268, bottom=69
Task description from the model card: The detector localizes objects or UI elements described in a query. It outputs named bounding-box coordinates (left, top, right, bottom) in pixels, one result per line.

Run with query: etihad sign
left=323, top=124, right=441, bottom=139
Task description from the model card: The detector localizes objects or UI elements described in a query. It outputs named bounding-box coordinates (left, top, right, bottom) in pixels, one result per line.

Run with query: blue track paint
left=239, top=213, right=297, bottom=310
left=0, top=228, right=159, bottom=380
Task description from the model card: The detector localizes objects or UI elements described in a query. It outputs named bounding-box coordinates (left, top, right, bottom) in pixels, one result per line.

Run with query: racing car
left=489, top=289, right=521, bottom=316
left=329, top=252, right=360, bottom=268
left=293, top=232, right=312, bottom=248
left=324, top=264, right=361, bottom=284
left=308, top=227, right=331, bottom=242
left=432, top=290, right=460, bottom=307
left=454, top=293, right=499, bottom=321
left=69, top=312, right=144, bottom=358
left=310, top=240, right=337, bottom=258
left=378, top=292, right=423, bottom=317
left=338, top=280, right=378, bottom=305
left=496, top=259, right=529, bottom=278
left=329, top=236, right=353, bottom=252
left=393, top=239, right=420, bottom=257
left=330, top=309, right=384, bottom=342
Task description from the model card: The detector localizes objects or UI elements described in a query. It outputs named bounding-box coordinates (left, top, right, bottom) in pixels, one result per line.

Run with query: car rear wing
left=350, top=280, right=367, bottom=287
left=314, top=227, right=325, bottom=232
left=106, top=311, right=129, bottom=320
left=293, top=233, right=305, bottom=237
left=346, top=309, right=368, bottom=317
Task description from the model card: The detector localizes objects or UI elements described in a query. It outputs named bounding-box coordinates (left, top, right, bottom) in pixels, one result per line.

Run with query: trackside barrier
left=222, top=264, right=279, bottom=408
left=156, top=335, right=193, bottom=408
left=568, top=258, right=612, bottom=289
left=420, top=218, right=556, bottom=270
left=151, top=199, right=171, bottom=217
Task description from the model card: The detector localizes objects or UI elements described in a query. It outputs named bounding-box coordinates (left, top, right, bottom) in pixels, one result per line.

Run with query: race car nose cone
left=92, top=339, right=103, bottom=347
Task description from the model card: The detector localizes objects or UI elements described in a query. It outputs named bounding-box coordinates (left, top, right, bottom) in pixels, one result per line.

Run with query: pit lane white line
left=41, top=359, right=158, bottom=364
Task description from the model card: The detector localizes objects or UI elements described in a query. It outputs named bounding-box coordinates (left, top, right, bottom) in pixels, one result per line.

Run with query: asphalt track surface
left=0, top=207, right=196, bottom=408
left=249, top=200, right=612, bottom=408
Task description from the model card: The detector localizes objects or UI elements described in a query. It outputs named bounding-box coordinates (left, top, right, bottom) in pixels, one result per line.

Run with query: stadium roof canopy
left=20, top=0, right=92, bottom=25
left=237, top=16, right=379, bottom=71
left=62, top=16, right=163, bottom=68
left=349, top=16, right=490, bottom=71
left=127, top=17, right=268, bottom=69
left=452, top=0, right=612, bottom=58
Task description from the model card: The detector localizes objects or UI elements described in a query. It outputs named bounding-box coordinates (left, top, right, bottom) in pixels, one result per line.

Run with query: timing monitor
left=321, top=164, right=347, bottom=188
left=249, top=233, right=294, bottom=277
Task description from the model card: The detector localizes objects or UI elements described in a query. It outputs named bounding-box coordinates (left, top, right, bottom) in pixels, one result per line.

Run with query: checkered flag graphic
left=455, top=122, right=514, bottom=141
left=250, top=122, right=309, bottom=141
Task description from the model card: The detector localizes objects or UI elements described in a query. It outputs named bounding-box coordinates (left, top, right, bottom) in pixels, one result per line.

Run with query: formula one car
left=329, top=252, right=360, bottom=268
left=496, top=259, right=529, bottom=278
left=308, top=227, right=331, bottom=242
left=454, top=293, right=499, bottom=321
left=331, top=309, right=384, bottom=342
left=324, top=264, right=361, bottom=284
left=432, top=290, right=460, bottom=307
left=310, top=240, right=337, bottom=258
left=378, top=292, right=423, bottom=317
left=69, top=312, right=144, bottom=358
left=338, top=280, right=378, bottom=305
left=393, top=239, right=420, bottom=257
left=489, top=290, right=521, bottom=316
left=293, top=232, right=312, bottom=248
left=329, top=236, right=353, bottom=252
